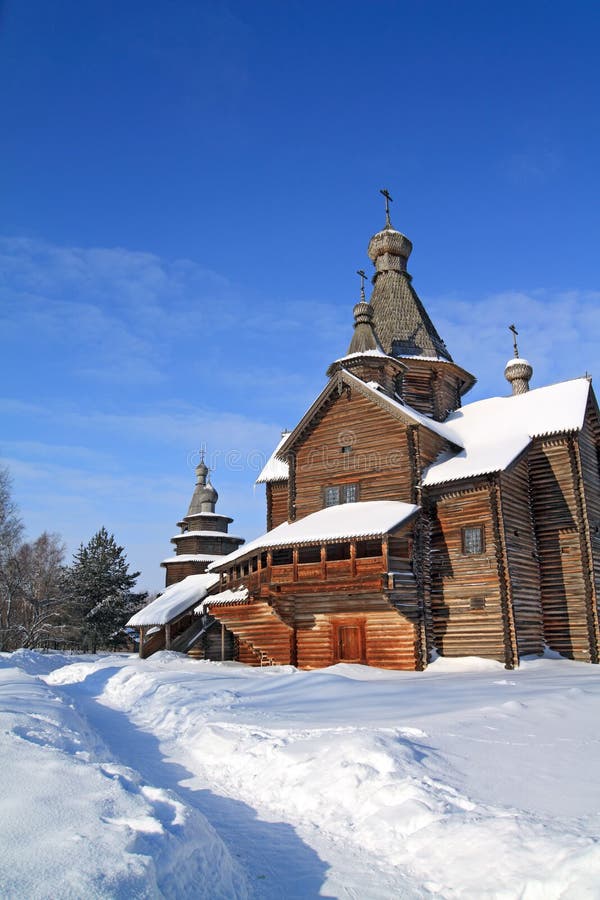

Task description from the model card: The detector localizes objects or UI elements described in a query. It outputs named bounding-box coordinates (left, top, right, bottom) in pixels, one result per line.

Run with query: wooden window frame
left=461, top=525, right=485, bottom=555
left=323, top=482, right=359, bottom=508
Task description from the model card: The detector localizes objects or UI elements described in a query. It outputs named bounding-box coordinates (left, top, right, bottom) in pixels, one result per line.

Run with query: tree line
left=0, top=467, right=147, bottom=653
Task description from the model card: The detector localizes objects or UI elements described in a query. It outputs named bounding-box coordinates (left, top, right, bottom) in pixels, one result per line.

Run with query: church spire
left=368, top=207, right=451, bottom=362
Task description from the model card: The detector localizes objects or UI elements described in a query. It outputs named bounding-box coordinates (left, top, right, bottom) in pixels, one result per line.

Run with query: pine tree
left=65, top=527, right=146, bottom=652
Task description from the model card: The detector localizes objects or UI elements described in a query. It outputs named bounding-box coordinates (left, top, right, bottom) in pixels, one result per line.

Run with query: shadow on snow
left=58, top=666, right=333, bottom=900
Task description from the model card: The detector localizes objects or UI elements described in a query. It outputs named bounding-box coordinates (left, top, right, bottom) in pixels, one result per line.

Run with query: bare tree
left=0, top=467, right=24, bottom=650
left=6, top=532, right=68, bottom=649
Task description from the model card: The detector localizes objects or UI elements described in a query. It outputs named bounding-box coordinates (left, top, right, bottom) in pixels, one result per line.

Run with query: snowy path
left=3, top=649, right=600, bottom=898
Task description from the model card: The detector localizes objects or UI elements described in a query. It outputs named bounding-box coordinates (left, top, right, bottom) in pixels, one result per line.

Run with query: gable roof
left=126, top=573, right=219, bottom=627
left=423, top=377, right=592, bottom=486
left=209, top=500, right=419, bottom=571
left=276, top=369, right=462, bottom=462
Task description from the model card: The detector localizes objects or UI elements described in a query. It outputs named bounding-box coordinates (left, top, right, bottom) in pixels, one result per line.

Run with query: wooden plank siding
left=164, top=560, right=208, bottom=586
left=528, top=436, right=594, bottom=661
left=499, top=456, right=544, bottom=657
left=429, top=486, right=509, bottom=662
left=577, top=400, right=600, bottom=641
left=266, top=481, right=289, bottom=531
left=290, top=387, right=447, bottom=521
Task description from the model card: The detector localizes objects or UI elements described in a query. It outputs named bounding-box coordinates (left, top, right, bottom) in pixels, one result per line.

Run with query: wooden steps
left=209, top=600, right=294, bottom=665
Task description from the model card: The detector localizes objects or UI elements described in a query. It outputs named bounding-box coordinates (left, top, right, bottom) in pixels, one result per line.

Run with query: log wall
left=429, top=487, right=507, bottom=661
left=499, top=456, right=544, bottom=657
left=293, top=390, right=414, bottom=519
left=577, top=401, right=600, bottom=627
left=528, top=436, right=592, bottom=660
left=267, top=481, right=289, bottom=531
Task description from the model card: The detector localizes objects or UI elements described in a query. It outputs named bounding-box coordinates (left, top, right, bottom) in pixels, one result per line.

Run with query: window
left=356, top=539, right=382, bottom=558
left=298, top=545, right=321, bottom=564
left=272, top=547, right=293, bottom=566
left=324, top=483, right=358, bottom=508
left=470, top=596, right=486, bottom=610
left=341, top=445, right=352, bottom=454
left=260, top=551, right=268, bottom=568
left=326, top=543, right=351, bottom=561
left=325, top=486, right=340, bottom=507
left=462, top=525, right=484, bottom=555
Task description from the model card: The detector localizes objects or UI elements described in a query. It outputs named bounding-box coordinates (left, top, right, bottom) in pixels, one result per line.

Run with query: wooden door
left=337, top=624, right=364, bottom=662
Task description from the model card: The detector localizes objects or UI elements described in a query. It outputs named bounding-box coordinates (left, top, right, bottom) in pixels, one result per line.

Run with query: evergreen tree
left=65, top=527, right=147, bottom=651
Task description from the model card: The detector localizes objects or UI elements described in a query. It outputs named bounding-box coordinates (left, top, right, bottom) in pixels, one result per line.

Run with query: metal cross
left=380, top=188, right=393, bottom=227
left=356, top=269, right=367, bottom=301
left=509, top=324, right=520, bottom=358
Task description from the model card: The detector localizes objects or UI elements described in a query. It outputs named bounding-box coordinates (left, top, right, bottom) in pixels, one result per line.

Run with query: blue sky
left=1, top=0, right=599, bottom=590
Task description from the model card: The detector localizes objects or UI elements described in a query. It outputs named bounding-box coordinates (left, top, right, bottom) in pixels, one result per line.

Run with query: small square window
left=470, top=596, right=486, bottom=610
left=462, top=525, right=484, bottom=555
left=341, top=445, right=352, bottom=454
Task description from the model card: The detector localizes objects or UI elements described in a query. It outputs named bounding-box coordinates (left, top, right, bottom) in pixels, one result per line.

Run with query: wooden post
left=221, top=623, right=226, bottom=661
left=292, top=548, right=298, bottom=582
left=320, top=545, right=327, bottom=580
left=139, top=626, right=145, bottom=659
left=165, top=623, right=171, bottom=651
left=382, top=535, right=389, bottom=573
left=350, top=540, right=357, bottom=578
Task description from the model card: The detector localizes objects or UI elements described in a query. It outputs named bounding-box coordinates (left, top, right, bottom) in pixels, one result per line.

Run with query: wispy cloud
left=428, top=288, right=600, bottom=397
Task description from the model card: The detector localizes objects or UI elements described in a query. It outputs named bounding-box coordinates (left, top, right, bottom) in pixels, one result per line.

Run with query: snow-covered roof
left=256, top=431, right=291, bottom=484
left=333, top=348, right=391, bottom=363
left=127, top=573, right=220, bottom=627
left=209, top=500, right=419, bottom=570
left=171, top=530, right=243, bottom=540
left=505, top=357, right=531, bottom=368
left=423, top=377, right=591, bottom=486
left=160, top=554, right=224, bottom=565
left=195, top=586, right=249, bottom=613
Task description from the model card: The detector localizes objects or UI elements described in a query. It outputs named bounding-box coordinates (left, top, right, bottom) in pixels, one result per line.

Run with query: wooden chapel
left=130, top=196, right=600, bottom=670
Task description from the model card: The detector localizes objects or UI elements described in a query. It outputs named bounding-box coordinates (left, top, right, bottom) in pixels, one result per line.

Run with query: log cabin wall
left=267, top=481, right=289, bottom=531
left=577, top=401, right=600, bottom=628
left=499, top=456, right=544, bottom=657
left=400, top=360, right=464, bottom=421
left=528, top=436, right=593, bottom=661
left=165, top=560, right=208, bottom=585
left=429, top=486, right=508, bottom=661
left=293, top=390, right=415, bottom=519
left=290, top=590, right=420, bottom=670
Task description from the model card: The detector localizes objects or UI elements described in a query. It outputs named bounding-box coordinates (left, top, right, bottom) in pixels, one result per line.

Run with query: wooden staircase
left=209, top=599, right=294, bottom=665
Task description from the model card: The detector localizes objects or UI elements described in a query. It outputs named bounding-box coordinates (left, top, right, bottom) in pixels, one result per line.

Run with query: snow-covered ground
left=1, top=650, right=600, bottom=899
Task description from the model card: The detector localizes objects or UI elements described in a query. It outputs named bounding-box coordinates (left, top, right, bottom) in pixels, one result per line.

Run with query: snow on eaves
left=195, top=586, right=249, bottom=614
left=209, top=500, right=419, bottom=571
left=256, top=431, right=291, bottom=484
left=127, top=573, right=220, bottom=627
left=160, top=554, right=224, bottom=565
left=423, top=377, right=591, bottom=486
left=171, top=531, right=244, bottom=541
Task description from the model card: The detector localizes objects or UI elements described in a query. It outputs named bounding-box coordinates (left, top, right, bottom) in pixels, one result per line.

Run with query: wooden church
left=129, top=195, right=600, bottom=670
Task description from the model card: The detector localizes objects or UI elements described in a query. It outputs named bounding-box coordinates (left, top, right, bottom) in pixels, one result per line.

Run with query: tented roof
left=127, top=573, right=219, bottom=627
left=424, top=377, right=591, bottom=486
left=209, top=500, right=419, bottom=570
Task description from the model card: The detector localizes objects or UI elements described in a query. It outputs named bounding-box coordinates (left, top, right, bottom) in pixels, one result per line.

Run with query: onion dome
left=368, top=225, right=413, bottom=276
left=347, top=301, right=382, bottom=355
left=505, top=357, right=533, bottom=395
left=187, top=460, right=219, bottom=515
